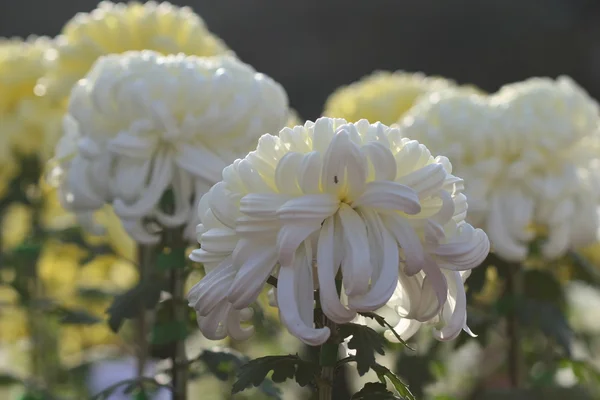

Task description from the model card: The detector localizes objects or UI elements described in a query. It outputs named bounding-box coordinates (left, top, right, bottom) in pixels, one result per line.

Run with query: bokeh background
left=3, top=0, right=600, bottom=121
left=3, top=1, right=600, bottom=399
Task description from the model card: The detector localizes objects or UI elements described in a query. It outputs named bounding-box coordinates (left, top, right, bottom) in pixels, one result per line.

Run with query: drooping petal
left=187, top=257, right=236, bottom=316
left=385, top=214, right=425, bottom=275
left=113, top=148, right=173, bottom=219
left=349, top=211, right=399, bottom=311
left=317, top=217, right=356, bottom=323
left=338, top=204, right=371, bottom=296
left=433, top=271, right=467, bottom=341
left=277, top=248, right=330, bottom=346
left=228, top=239, right=278, bottom=309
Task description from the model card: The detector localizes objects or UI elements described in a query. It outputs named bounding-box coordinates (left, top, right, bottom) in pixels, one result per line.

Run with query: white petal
left=276, top=194, right=339, bottom=222
left=396, top=163, right=447, bottom=199
left=226, top=307, right=255, bottom=341
left=385, top=214, right=425, bottom=275
left=420, top=257, right=448, bottom=320
left=362, top=141, right=397, bottom=181
left=200, top=227, right=238, bottom=255
left=108, top=131, right=158, bottom=158
left=433, top=225, right=490, bottom=270
left=175, top=142, right=228, bottom=186
left=277, top=250, right=330, bottom=345
left=228, top=240, right=278, bottom=309
left=155, top=168, right=193, bottom=228
left=487, top=194, right=527, bottom=262
left=187, top=257, right=236, bottom=316
left=298, top=152, right=323, bottom=194
left=352, top=181, right=421, bottom=214
left=240, top=193, right=292, bottom=218
left=113, top=149, right=173, bottom=219
left=384, top=318, right=422, bottom=342
left=321, top=129, right=367, bottom=199
left=338, top=204, right=371, bottom=296
left=433, top=271, right=467, bottom=341
left=349, top=212, right=399, bottom=311
left=121, top=219, right=160, bottom=244
left=317, top=217, right=356, bottom=323
left=275, top=152, right=304, bottom=195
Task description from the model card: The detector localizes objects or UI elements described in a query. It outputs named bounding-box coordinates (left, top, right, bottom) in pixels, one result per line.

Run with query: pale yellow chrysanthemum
left=1, top=203, right=33, bottom=252
left=0, top=37, right=62, bottom=194
left=323, top=71, right=476, bottom=125
left=40, top=0, right=230, bottom=103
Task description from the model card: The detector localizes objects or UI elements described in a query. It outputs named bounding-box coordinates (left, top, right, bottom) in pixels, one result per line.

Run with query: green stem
left=136, top=245, right=154, bottom=379
left=318, top=314, right=338, bottom=400
left=165, top=228, right=188, bottom=400
left=505, top=262, right=524, bottom=388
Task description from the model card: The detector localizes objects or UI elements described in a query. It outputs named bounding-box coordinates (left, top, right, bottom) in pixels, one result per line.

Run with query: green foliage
left=359, top=312, right=413, bottom=349
left=560, top=359, right=600, bottom=385
left=90, top=377, right=168, bottom=400
left=192, top=348, right=282, bottom=399
left=0, top=373, right=20, bottom=386
left=199, top=348, right=247, bottom=380
left=53, top=305, right=102, bottom=325
left=232, top=354, right=316, bottom=395
left=339, top=323, right=385, bottom=376
left=106, top=280, right=163, bottom=332
left=372, top=363, right=415, bottom=400
left=351, top=382, right=402, bottom=399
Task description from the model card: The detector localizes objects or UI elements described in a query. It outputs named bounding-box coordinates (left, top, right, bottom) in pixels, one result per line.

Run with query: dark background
left=2, top=0, right=600, bottom=120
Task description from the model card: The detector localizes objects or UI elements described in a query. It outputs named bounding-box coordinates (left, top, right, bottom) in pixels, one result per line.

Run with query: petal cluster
left=188, top=117, right=489, bottom=345
left=399, top=76, right=600, bottom=261
left=50, top=51, right=289, bottom=243
left=323, top=71, right=475, bottom=125
left=39, top=1, right=230, bottom=102
left=0, top=36, right=63, bottom=170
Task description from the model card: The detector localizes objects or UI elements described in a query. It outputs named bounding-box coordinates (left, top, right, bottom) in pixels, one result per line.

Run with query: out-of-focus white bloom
left=50, top=50, right=288, bottom=243
left=399, top=77, right=600, bottom=262
left=188, top=117, right=489, bottom=345
left=40, top=0, right=230, bottom=102
left=323, top=71, right=464, bottom=125
left=566, top=280, right=600, bottom=335
left=425, top=341, right=483, bottom=398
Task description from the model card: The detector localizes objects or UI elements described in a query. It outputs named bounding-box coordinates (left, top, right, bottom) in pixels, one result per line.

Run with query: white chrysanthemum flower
left=40, top=0, right=230, bottom=102
left=566, top=280, right=600, bottom=335
left=188, top=117, right=489, bottom=345
left=50, top=50, right=288, bottom=243
left=399, top=76, right=600, bottom=262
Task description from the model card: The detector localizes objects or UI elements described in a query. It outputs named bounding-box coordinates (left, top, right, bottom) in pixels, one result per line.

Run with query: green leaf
left=54, top=306, right=102, bottom=325
left=351, top=382, right=401, bottom=399
left=358, top=312, right=414, bottom=350
left=150, top=320, right=187, bottom=345
left=339, top=323, right=385, bottom=376
left=561, top=359, right=600, bottom=385
left=0, top=373, right=20, bottom=386
left=199, top=348, right=246, bottom=380
left=106, top=280, right=163, bottom=332
left=372, top=363, right=415, bottom=400
left=232, top=355, right=315, bottom=394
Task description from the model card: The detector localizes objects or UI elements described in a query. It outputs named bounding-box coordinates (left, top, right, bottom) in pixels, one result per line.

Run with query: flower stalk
left=505, top=262, right=524, bottom=388
left=163, top=224, right=189, bottom=400
left=135, top=245, right=154, bottom=380
left=318, top=313, right=338, bottom=400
